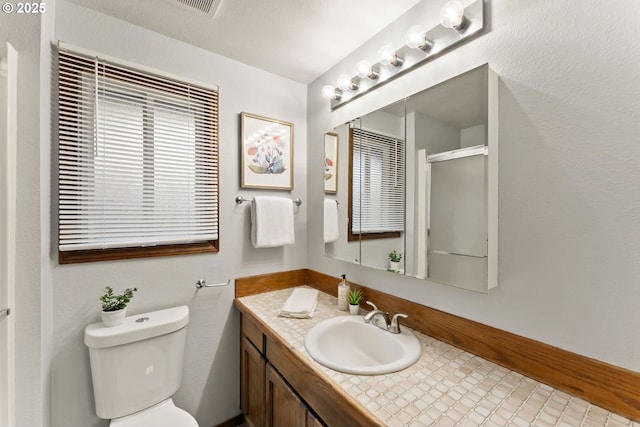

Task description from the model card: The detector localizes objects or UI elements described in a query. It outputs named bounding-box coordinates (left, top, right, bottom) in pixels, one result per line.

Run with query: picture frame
left=324, top=132, right=338, bottom=194
left=241, top=112, right=294, bottom=190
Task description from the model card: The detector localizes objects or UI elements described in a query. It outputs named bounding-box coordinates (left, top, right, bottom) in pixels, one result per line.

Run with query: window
left=57, top=47, right=219, bottom=263
left=349, top=127, right=405, bottom=241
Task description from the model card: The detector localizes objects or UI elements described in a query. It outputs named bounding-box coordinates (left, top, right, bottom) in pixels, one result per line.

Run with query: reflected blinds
left=351, top=127, right=405, bottom=234
left=57, top=48, right=219, bottom=252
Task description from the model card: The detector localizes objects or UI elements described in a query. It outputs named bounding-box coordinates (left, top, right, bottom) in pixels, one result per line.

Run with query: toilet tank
left=84, top=306, right=190, bottom=420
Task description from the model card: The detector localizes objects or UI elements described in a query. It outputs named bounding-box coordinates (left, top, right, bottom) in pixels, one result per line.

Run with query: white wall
left=308, top=0, right=640, bottom=372
left=6, top=0, right=308, bottom=426
left=461, top=124, right=485, bottom=148
left=0, top=5, right=55, bottom=426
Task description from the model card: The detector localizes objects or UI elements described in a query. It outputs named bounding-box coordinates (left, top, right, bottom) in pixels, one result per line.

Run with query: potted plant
left=388, top=250, right=402, bottom=272
left=100, top=286, right=137, bottom=327
left=348, top=289, right=363, bottom=315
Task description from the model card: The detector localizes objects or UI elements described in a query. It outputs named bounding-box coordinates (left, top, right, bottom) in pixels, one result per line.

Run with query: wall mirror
left=324, top=64, right=498, bottom=293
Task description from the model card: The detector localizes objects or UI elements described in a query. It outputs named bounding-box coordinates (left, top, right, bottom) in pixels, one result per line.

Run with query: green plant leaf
left=100, top=286, right=138, bottom=311
left=348, top=289, right=362, bottom=304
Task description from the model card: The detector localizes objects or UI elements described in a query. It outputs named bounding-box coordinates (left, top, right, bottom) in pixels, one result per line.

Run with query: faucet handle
left=365, top=301, right=379, bottom=311
left=389, top=313, right=408, bottom=334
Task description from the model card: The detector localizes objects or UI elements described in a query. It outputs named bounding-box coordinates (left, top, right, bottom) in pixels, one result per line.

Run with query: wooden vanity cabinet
left=241, top=336, right=265, bottom=427
left=305, top=412, right=325, bottom=427
left=241, top=314, right=326, bottom=427
left=265, top=363, right=307, bottom=427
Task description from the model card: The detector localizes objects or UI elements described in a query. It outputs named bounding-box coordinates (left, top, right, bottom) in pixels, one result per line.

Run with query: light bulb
left=378, top=45, right=403, bottom=67
left=321, top=85, right=340, bottom=100
left=337, top=74, right=358, bottom=91
left=378, top=45, right=395, bottom=65
left=406, top=25, right=424, bottom=49
left=405, top=25, right=434, bottom=51
left=356, top=59, right=377, bottom=79
left=440, top=1, right=468, bottom=31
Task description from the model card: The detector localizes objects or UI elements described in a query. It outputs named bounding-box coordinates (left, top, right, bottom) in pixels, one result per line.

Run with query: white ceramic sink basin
left=304, top=315, right=422, bottom=375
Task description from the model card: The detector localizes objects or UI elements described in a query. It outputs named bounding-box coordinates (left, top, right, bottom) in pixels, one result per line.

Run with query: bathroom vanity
left=238, top=299, right=380, bottom=427
left=235, top=285, right=638, bottom=427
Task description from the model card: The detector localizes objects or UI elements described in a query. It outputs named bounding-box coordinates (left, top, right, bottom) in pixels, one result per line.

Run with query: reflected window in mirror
left=348, top=127, right=405, bottom=242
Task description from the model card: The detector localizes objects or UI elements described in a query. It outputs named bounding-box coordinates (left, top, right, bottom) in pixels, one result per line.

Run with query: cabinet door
left=306, top=411, right=326, bottom=427
left=241, top=337, right=265, bottom=427
left=265, top=363, right=307, bottom=427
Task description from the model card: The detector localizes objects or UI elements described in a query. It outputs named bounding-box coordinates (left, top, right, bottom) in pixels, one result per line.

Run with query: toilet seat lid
left=110, top=399, right=198, bottom=427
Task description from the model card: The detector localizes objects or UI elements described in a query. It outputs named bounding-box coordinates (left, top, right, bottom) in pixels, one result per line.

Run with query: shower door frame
left=425, top=144, right=488, bottom=289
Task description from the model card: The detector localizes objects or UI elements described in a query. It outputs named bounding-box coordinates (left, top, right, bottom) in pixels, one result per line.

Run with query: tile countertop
left=236, top=287, right=639, bottom=427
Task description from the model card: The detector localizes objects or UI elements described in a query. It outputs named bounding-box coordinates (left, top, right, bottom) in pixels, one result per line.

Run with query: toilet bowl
left=110, top=398, right=197, bottom=427
left=85, top=305, right=198, bottom=427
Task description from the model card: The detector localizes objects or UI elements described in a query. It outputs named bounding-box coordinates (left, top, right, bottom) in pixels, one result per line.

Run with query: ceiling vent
left=175, top=0, right=222, bottom=17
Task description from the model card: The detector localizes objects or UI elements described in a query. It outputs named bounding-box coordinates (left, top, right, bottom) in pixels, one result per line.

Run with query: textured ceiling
left=65, top=0, right=423, bottom=84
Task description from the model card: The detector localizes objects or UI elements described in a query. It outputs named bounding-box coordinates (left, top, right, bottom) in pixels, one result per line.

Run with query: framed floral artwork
left=324, top=132, right=338, bottom=194
left=241, top=112, right=294, bottom=190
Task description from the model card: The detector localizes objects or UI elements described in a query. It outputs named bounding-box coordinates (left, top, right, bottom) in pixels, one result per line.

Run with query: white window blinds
left=351, top=127, right=405, bottom=234
left=58, top=48, right=219, bottom=253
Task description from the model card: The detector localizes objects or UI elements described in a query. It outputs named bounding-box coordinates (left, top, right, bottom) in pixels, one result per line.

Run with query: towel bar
left=235, top=196, right=302, bottom=206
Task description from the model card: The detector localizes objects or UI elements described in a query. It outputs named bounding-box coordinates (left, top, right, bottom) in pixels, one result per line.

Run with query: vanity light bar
left=323, top=0, right=484, bottom=110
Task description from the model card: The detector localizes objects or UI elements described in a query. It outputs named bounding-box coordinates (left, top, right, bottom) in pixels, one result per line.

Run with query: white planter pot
left=101, top=308, right=126, bottom=327
left=349, top=304, right=360, bottom=315
left=389, top=261, right=400, bottom=272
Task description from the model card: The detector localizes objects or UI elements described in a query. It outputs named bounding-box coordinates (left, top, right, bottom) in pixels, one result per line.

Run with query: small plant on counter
left=348, top=289, right=363, bottom=305
left=348, top=289, right=363, bottom=315
left=388, top=250, right=402, bottom=262
left=100, top=286, right=138, bottom=312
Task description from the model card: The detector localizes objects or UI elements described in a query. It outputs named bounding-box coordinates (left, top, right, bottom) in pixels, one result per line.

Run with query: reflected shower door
left=427, top=146, right=487, bottom=292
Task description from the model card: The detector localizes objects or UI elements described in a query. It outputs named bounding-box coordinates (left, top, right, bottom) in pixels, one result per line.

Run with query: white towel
left=251, top=196, right=295, bottom=248
left=324, top=199, right=339, bottom=243
left=279, top=288, right=319, bottom=319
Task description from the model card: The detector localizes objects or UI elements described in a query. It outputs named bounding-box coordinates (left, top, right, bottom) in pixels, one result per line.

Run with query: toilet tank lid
left=84, top=306, right=189, bottom=349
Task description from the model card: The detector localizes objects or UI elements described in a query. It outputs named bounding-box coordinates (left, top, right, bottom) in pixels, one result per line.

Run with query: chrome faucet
left=363, top=302, right=391, bottom=329
left=389, top=313, right=408, bottom=334
left=363, top=301, right=408, bottom=334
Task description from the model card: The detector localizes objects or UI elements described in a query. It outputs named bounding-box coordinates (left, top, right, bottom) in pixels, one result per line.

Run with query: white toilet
left=84, top=305, right=198, bottom=427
